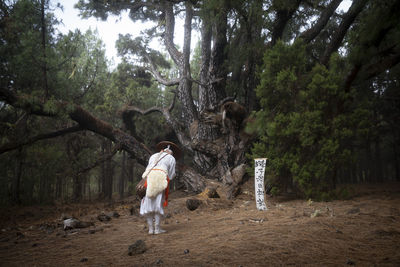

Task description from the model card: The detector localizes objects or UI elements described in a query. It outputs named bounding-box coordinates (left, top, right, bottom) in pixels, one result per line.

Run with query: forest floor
left=0, top=181, right=400, bottom=267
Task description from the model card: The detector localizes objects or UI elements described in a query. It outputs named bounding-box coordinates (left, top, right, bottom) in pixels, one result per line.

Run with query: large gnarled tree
left=2, top=0, right=399, bottom=199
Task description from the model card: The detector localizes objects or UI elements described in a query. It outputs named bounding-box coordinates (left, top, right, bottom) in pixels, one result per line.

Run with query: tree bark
left=199, top=18, right=212, bottom=112
left=244, top=0, right=263, bottom=112
left=209, top=3, right=228, bottom=106
left=101, top=139, right=114, bottom=200
left=40, top=0, right=49, bottom=98
left=127, top=158, right=134, bottom=196
left=119, top=151, right=126, bottom=199
left=73, top=173, right=83, bottom=200
left=11, top=148, right=23, bottom=204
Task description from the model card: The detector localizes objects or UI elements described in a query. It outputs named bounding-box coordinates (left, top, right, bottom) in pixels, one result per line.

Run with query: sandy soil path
left=1, top=182, right=399, bottom=266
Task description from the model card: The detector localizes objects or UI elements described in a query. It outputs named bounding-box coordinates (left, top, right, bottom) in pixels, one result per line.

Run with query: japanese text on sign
left=254, top=158, right=268, bottom=211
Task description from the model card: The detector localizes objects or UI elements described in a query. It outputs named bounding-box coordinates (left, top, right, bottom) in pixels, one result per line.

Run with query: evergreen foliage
left=251, top=41, right=373, bottom=199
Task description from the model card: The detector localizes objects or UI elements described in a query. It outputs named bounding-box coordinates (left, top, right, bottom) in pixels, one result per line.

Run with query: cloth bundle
left=146, top=169, right=168, bottom=198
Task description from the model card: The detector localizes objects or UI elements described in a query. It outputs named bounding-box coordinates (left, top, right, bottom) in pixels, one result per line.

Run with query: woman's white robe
left=140, top=152, right=176, bottom=216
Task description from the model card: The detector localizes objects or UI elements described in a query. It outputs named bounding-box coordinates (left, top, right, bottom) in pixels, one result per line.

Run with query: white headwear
left=164, top=145, right=173, bottom=154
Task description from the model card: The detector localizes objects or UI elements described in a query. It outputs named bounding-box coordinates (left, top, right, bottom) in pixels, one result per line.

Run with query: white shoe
left=154, top=226, right=166, bottom=234
left=146, top=217, right=154, bottom=234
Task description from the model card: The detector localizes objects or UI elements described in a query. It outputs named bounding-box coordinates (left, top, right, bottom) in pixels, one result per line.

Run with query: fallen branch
left=0, top=87, right=152, bottom=165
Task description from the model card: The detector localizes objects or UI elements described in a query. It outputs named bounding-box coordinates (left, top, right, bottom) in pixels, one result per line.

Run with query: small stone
left=346, top=259, right=355, bottom=265
left=184, top=249, right=190, bottom=254
left=186, top=199, right=202, bottom=211
left=155, top=259, right=163, bottom=264
left=107, top=211, right=120, bottom=218
left=128, top=240, right=146, bottom=255
left=97, top=213, right=111, bottom=222
left=80, top=257, right=88, bottom=262
left=63, top=218, right=79, bottom=230
left=347, top=208, right=360, bottom=214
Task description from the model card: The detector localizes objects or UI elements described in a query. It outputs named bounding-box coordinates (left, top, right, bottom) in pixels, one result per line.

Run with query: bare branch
left=187, top=76, right=207, bottom=87
left=77, top=144, right=120, bottom=175
left=121, top=105, right=163, bottom=116
left=144, top=54, right=181, bottom=86
left=167, top=89, right=178, bottom=113
left=0, top=125, right=83, bottom=154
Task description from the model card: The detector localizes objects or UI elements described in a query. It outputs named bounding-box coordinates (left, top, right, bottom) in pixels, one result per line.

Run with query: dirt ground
left=1, top=181, right=400, bottom=267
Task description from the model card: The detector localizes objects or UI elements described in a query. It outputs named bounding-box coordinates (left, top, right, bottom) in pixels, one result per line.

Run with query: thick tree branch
left=144, top=54, right=181, bottom=86
left=365, top=53, right=400, bottom=80
left=299, top=0, right=343, bottom=44
left=344, top=52, right=400, bottom=92
left=270, top=0, right=302, bottom=46
left=198, top=18, right=212, bottom=111
left=0, top=87, right=152, bottom=165
left=122, top=105, right=163, bottom=116
left=0, top=125, right=83, bottom=154
left=120, top=89, right=178, bottom=116
left=182, top=1, right=192, bottom=75
left=120, top=89, right=192, bottom=152
left=163, top=1, right=183, bottom=67
left=321, top=0, right=368, bottom=65
left=343, top=6, right=400, bottom=91
left=178, top=1, right=198, bottom=123
left=208, top=2, right=229, bottom=107
left=343, top=64, right=361, bottom=92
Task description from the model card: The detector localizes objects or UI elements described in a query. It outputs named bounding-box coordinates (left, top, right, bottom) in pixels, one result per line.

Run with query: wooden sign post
left=254, top=158, right=268, bottom=211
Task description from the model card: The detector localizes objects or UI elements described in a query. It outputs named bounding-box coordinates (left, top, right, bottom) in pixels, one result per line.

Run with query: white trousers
left=146, top=212, right=162, bottom=226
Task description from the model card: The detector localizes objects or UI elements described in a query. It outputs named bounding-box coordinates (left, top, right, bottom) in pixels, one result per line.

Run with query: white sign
left=254, top=158, right=268, bottom=211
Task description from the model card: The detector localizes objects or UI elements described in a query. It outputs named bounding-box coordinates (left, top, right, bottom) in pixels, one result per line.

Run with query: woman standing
left=140, top=141, right=181, bottom=234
